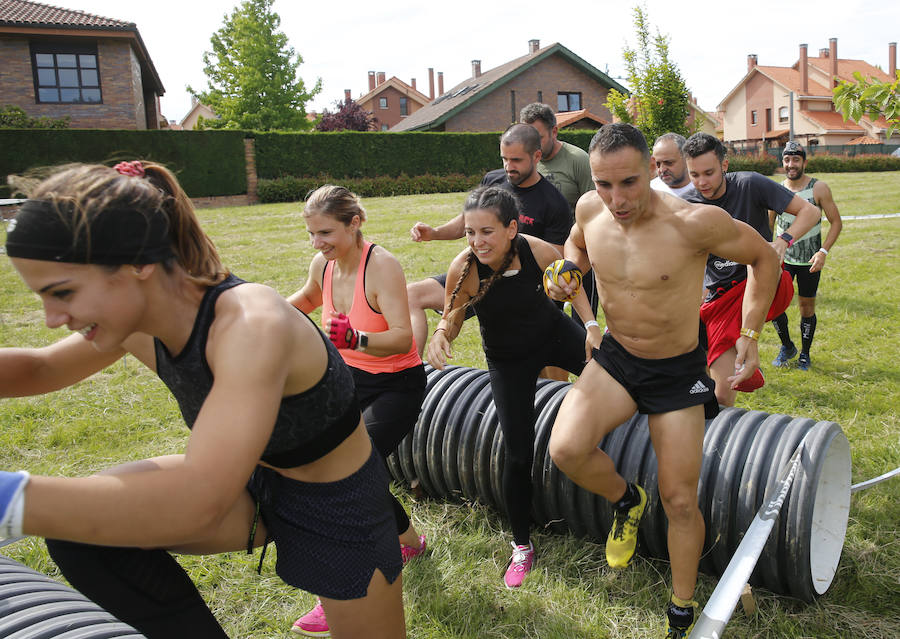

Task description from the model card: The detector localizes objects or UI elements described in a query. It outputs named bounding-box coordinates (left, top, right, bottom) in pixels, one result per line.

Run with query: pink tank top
left=322, top=241, right=421, bottom=373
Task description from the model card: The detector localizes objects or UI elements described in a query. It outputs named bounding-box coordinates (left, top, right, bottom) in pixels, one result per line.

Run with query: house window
left=379, top=97, right=388, bottom=109
left=31, top=42, right=102, bottom=104
left=751, top=110, right=758, bottom=125
left=537, top=90, right=543, bottom=103
left=400, top=97, right=408, bottom=116
left=557, top=92, right=581, bottom=112
left=381, top=124, right=389, bottom=131
left=779, top=106, right=789, bottom=123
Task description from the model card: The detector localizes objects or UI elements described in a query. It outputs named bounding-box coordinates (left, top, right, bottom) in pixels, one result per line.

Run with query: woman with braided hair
left=0, top=162, right=405, bottom=638
left=427, top=185, right=593, bottom=588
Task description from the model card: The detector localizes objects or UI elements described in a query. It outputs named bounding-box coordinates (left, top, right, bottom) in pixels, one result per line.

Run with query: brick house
left=391, top=40, right=627, bottom=132
left=0, top=0, right=165, bottom=129
left=718, top=38, right=896, bottom=147
left=356, top=71, right=432, bottom=131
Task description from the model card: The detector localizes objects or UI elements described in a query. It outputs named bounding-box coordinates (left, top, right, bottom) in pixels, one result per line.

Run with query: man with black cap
left=769, top=141, right=843, bottom=370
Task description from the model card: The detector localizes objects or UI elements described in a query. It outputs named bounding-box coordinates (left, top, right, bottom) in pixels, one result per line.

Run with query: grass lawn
left=1, top=171, right=898, bottom=638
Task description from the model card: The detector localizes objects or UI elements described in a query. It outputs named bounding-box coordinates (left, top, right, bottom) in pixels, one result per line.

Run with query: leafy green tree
left=189, top=0, right=321, bottom=131
left=605, top=5, right=691, bottom=143
left=833, top=70, right=900, bottom=139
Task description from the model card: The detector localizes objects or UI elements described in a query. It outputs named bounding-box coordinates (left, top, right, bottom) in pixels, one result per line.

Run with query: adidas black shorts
left=592, top=333, right=719, bottom=420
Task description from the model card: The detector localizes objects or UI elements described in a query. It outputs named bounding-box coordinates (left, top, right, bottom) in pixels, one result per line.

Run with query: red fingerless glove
left=329, top=313, right=359, bottom=350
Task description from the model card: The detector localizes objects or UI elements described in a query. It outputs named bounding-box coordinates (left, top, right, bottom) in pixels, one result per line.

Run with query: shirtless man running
left=547, top=123, right=781, bottom=638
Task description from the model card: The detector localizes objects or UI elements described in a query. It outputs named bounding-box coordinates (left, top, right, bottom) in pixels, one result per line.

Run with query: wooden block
left=740, top=583, right=757, bottom=616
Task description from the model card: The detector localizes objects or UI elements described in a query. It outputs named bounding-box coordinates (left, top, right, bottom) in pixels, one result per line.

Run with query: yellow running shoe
left=664, top=596, right=699, bottom=638
left=605, top=484, right=647, bottom=569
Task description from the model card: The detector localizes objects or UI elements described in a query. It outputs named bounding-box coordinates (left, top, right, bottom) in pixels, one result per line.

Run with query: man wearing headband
left=769, top=141, right=843, bottom=371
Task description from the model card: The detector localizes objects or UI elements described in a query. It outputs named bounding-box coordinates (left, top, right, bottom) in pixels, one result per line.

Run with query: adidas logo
left=689, top=380, right=709, bottom=394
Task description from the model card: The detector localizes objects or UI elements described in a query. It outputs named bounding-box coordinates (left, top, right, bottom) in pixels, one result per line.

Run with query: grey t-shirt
left=684, top=171, right=794, bottom=294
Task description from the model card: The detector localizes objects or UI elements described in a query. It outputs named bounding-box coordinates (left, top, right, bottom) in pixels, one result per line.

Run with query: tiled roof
left=357, top=76, right=431, bottom=107
left=846, top=135, right=882, bottom=144
left=555, top=108, right=607, bottom=128
left=799, top=109, right=865, bottom=132
left=0, top=0, right=134, bottom=30
left=392, top=42, right=626, bottom=132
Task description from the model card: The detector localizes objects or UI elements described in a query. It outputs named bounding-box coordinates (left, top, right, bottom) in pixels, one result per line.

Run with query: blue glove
left=0, top=470, right=29, bottom=539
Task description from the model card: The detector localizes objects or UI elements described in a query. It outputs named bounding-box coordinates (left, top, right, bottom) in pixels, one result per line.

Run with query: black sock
left=666, top=601, right=695, bottom=629
left=771, top=313, right=793, bottom=348
left=613, top=482, right=640, bottom=511
left=800, top=314, right=817, bottom=354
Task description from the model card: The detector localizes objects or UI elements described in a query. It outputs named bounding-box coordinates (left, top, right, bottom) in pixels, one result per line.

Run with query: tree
left=833, top=70, right=900, bottom=139
left=188, top=0, right=320, bottom=131
left=315, top=98, right=375, bottom=132
left=604, top=5, right=691, bottom=143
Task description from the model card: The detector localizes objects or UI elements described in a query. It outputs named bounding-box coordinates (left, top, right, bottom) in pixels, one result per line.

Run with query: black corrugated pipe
left=0, top=556, right=145, bottom=638
left=387, top=365, right=851, bottom=602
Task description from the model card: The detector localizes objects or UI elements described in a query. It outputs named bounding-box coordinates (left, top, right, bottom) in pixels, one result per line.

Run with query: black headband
left=5, top=199, right=175, bottom=265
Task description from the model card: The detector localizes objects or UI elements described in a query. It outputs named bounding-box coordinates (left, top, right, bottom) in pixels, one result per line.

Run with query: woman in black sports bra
left=427, top=185, right=593, bottom=589
left=0, top=161, right=405, bottom=638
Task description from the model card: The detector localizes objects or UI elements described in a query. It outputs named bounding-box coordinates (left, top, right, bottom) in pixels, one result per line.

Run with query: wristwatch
left=356, top=331, right=369, bottom=352
left=778, top=232, right=795, bottom=247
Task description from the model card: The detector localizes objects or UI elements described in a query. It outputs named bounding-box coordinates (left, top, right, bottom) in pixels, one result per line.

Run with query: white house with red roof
left=718, top=38, right=896, bottom=147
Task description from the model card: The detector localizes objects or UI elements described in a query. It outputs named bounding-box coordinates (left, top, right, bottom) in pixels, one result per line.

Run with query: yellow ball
left=543, top=259, right=582, bottom=302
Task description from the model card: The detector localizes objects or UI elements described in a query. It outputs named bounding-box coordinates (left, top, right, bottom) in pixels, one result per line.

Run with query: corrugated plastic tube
left=387, top=365, right=851, bottom=602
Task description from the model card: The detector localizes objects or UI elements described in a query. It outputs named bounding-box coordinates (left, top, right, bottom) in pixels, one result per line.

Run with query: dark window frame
left=557, top=91, right=582, bottom=112
left=399, top=97, right=408, bottom=116
left=30, top=40, right=103, bottom=105
left=751, top=110, right=758, bottom=125
left=378, top=97, right=388, bottom=109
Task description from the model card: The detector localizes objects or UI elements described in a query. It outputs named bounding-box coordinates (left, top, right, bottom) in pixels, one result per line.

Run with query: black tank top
left=473, top=235, right=561, bottom=359
left=153, top=274, right=360, bottom=468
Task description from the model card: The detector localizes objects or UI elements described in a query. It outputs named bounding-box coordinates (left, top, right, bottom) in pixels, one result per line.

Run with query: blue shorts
left=592, top=333, right=719, bottom=420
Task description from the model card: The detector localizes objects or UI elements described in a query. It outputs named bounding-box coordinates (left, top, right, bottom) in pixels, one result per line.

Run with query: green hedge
left=258, top=173, right=483, bottom=203
left=726, top=154, right=780, bottom=175
left=0, top=129, right=246, bottom=198
left=254, top=131, right=504, bottom=180
left=805, top=153, right=900, bottom=172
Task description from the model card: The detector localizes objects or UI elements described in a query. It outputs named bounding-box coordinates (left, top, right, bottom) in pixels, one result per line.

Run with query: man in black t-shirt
left=682, top=133, right=820, bottom=406
left=407, top=124, right=571, bottom=357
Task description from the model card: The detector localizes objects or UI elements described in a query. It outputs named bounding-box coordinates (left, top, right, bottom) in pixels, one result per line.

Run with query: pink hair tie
left=114, top=161, right=145, bottom=178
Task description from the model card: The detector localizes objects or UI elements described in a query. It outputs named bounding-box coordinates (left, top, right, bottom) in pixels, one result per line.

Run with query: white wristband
left=818, top=247, right=828, bottom=255
left=584, top=320, right=600, bottom=329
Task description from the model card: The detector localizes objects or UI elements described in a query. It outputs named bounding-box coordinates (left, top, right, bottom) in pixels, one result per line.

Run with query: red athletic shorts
left=700, top=269, right=794, bottom=366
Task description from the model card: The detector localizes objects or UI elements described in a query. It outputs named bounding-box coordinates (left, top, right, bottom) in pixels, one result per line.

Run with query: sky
left=69, top=0, right=900, bottom=124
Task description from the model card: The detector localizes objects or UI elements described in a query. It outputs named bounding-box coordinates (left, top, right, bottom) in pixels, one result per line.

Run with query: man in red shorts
left=682, top=133, right=820, bottom=406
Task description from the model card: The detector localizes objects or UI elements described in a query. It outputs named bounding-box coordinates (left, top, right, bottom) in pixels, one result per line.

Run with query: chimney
left=368, top=71, right=376, bottom=91
left=800, top=43, right=808, bottom=94
left=344, top=89, right=351, bottom=102
left=529, top=39, right=540, bottom=54
left=411, top=78, right=417, bottom=91
left=829, top=38, right=838, bottom=86
left=747, top=54, right=758, bottom=72
left=472, top=60, right=482, bottom=78
left=376, top=72, right=386, bottom=86
left=819, top=48, right=829, bottom=58
left=428, top=67, right=435, bottom=99
left=438, top=71, right=444, bottom=96
left=890, top=42, right=897, bottom=77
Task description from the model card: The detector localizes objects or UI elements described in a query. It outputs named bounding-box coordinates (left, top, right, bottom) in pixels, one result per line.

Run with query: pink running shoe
left=401, top=534, right=427, bottom=564
left=504, top=542, right=535, bottom=589
left=292, top=598, right=329, bottom=637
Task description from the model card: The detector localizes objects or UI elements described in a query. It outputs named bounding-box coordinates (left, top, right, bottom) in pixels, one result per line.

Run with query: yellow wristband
left=739, top=327, right=760, bottom=341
